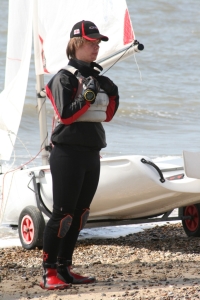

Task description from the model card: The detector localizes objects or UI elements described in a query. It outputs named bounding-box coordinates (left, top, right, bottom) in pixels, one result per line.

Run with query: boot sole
left=40, top=282, right=70, bottom=290
left=58, top=271, right=96, bottom=285
left=72, top=278, right=96, bottom=284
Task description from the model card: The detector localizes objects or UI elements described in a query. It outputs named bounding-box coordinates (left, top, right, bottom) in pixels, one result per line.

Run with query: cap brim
left=84, top=33, right=109, bottom=42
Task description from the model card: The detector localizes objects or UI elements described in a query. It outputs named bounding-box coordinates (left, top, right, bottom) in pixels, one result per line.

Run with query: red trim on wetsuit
left=105, top=96, right=117, bottom=122
left=79, top=208, right=90, bottom=231
left=46, top=85, right=60, bottom=119
left=46, top=85, right=90, bottom=125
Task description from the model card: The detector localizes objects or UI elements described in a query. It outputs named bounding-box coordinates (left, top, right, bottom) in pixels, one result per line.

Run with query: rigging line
left=16, top=134, right=36, bottom=166
left=16, top=136, right=35, bottom=166
left=0, top=134, right=15, bottom=223
left=37, top=97, right=46, bottom=116
left=8, top=132, right=37, bottom=168
left=101, top=44, right=133, bottom=76
left=6, top=131, right=16, bottom=171
left=133, top=52, right=142, bottom=81
left=40, top=132, right=48, bottom=149
left=0, top=171, right=15, bottom=223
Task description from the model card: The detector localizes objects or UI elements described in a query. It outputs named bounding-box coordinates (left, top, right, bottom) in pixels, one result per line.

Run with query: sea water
left=0, top=0, right=199, bottom=166
left=0, top=0, right=199, bottom=242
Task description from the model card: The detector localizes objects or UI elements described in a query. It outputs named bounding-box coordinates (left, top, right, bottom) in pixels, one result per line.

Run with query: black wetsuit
left=43, top=58, right=119, bottom=264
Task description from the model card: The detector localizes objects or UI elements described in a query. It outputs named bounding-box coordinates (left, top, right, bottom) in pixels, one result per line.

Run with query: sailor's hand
left=82, top=76, right=100, bottom=103
left=97, top=76, right=117, bottom=96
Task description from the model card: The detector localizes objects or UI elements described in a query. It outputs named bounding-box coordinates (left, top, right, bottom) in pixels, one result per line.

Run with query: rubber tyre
left=181, top=204, right=200, bottom=237
left=18, top=205, right=45, bottom=250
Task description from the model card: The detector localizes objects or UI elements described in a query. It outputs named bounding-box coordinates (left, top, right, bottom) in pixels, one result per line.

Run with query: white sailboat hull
left=1, top=155, right=200, bottom=226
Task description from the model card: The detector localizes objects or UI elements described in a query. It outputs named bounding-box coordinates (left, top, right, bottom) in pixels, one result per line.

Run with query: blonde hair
left=66, top=37, right=85, bottom=59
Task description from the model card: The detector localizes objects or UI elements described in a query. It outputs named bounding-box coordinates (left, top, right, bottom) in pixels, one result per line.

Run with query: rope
left=102, top=44, right=133, bottom=76
left=133, top=52, right=142, bottom=81
left=101, top=42, right=143, bottom=82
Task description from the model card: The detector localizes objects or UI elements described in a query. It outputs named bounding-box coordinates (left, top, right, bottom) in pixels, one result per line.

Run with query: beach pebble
left=1, top=223, right=200, bottom=299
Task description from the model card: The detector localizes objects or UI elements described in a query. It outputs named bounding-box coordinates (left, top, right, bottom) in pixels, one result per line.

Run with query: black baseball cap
left=70, top=20, right=108, bottom=42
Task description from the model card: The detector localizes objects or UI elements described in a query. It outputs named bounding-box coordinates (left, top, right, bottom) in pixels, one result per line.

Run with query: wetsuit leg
left=43, top=145, right=100, bottom=264
left=43, top=145, right=84, bottom=263
left=42, top=208, right=73, bottom=263
left=58, top=149, right=100, bottom=260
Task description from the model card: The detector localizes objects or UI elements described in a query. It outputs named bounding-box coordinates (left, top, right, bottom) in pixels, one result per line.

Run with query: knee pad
left=47, top=209, right=73, bottom=238
left=69, top=208, right=89, bottom=232
left=79, top=208, right=90, bottom=231
left=58, top=215, right=73, bottom=238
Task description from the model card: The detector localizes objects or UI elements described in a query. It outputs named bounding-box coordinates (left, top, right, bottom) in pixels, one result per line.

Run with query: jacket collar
left=68, top=59, right=103, bottom=77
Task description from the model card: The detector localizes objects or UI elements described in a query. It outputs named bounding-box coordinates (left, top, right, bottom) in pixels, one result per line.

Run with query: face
left=75, top=39, right=101, bottom=63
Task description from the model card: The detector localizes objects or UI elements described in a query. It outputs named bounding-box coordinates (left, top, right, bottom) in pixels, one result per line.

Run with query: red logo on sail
left=123, top=9, right=135, bottom=45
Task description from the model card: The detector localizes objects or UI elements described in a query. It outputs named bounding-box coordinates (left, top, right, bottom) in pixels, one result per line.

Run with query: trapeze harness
left=62, top=65, right=109, bottom=123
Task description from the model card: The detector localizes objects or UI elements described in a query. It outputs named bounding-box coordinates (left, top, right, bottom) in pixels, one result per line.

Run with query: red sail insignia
left=123, top=9, right=134, bottom=45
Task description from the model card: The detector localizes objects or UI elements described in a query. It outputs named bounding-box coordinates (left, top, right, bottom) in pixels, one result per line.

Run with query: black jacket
left=46, top=59, right=119, bottom=151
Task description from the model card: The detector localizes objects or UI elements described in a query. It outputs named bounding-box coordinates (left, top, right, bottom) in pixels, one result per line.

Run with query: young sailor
left=40, top=20, right=119, bottom=290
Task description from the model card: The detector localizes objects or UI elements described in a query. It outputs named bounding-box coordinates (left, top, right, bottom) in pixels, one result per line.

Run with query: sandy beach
left=1, top=223, right=200, bottom=300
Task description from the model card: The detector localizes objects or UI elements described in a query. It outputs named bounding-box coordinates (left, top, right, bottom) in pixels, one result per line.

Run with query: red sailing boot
left=40, top=263, right=71, bottom=290
left=57, top=259, right=96, bottom=284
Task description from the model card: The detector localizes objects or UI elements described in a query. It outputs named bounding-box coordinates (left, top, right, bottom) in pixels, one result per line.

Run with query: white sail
left=0, top=0, right=135, bottom=161
left=37, top=0, right=135, bottom=74
left=0, top=0, right=33, bottom=161
left=2, top=1, right=200, bottom=247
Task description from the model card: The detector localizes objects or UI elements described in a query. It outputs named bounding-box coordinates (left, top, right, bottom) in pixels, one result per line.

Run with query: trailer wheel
left=18, top=206, right=45, bottom=250
left=181, top=204, right=200, bottom=237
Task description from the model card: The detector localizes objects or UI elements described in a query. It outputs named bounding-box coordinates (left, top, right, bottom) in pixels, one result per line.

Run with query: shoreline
left=1, top=222, right=200, bottom=299
left=0, top=219, right=179, bottom=249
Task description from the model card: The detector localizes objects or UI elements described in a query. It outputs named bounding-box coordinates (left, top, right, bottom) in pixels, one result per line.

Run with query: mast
left=33, top=0, right=49, bottom=165
left=35, top=75, right=49, bottom=166
left=97, top=42, right=144, bottom=70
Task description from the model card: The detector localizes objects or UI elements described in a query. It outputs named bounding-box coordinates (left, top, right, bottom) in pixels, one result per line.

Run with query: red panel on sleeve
left=105, top=96, right=116, bottom=122
left=46, top=85, right=90, bottom=125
